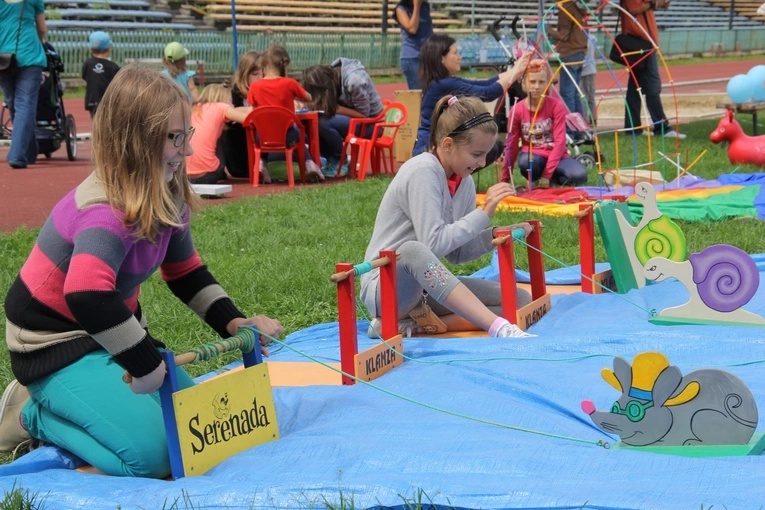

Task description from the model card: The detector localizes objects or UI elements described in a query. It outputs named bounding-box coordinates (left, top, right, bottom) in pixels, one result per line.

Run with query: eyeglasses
left=167, top=127, right=195, bottom=148
left=610, top=400, right=654, bottom=422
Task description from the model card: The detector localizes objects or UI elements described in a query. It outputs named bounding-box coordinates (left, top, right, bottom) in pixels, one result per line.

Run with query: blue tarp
left=1, top=257, right=765, bottom=509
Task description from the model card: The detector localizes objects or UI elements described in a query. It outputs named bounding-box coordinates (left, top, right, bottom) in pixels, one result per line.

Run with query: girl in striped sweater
left=0, top=66, right=282, bottom=477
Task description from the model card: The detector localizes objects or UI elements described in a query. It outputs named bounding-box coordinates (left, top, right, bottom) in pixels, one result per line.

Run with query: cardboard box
left=393, top=89, right=422, bottom=163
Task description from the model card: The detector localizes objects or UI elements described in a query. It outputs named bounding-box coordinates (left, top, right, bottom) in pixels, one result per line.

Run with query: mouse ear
left=601, top=368, right=622, bottom=392
left=652, top=365, right=683, bottom=405
left=664, top=381, right=700, bottom=407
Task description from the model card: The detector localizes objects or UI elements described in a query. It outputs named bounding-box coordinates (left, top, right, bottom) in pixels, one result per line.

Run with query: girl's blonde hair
left=232, top=51, right=262, bottom=98
left=163, top=57, right=187, bottom=77
left=195, top=83, right=231, bottom=106
left=429, top=95, right=497, bottom=152
left=93, top=65, right=198, bottom=243
left=261, top=44, right=290, bottom=77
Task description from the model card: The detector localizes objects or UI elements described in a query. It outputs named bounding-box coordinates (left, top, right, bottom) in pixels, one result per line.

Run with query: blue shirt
left=0, top=0, right=46, bottom=68
left=397, top=1, right=433, bottom=60
left=161, top=69, right=196, bottom=100
left=413, top=75, right=503, bottom=156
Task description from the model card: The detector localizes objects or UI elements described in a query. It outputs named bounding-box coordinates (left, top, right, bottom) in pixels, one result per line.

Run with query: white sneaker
left=367, top=317, right=418, bottom=339
left=496, top=323, right=536, bottom=338
left=662, top=129, right=687, bottom=140
left=305, top=160, right=325, bottom=182
left=259, top=160, right=271, bottom=184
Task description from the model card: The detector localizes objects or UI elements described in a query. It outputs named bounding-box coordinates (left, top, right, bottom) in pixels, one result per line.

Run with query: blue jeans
left=400, top=57, right=421, bottom=90
left=317, top=114, right=373, bottom=160
left=559, top=52, right=584, bottom=116
left=624, top=52, right=669, bottom=133
left=0, top=65, right=44, bottom=166
left=516, top=152, right=588, bottom=186
left=22, top=350, right=195, bottom=478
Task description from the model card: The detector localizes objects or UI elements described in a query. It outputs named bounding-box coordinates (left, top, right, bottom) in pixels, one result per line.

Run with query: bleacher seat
left=51, top=8, right=172, bottom=21
left=193, top=0, right=467, bottom=33
left=46, top=20, right=197, bottom=30
left=44, top=0, right=150, bottom=8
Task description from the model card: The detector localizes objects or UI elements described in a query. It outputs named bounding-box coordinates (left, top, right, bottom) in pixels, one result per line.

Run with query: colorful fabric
left=484, top=173, right=765, bottom=221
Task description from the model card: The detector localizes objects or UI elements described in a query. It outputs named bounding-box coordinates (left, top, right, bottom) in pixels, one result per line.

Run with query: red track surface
left=0, top=57, right=759, bottom=233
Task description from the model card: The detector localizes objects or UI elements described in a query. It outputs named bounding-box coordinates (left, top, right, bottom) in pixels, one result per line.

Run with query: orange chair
left=338, top=109, right=387, bottom=179
left=369, top=101, right=408, bottom=178
left=243, top=106, right=306, bottom=187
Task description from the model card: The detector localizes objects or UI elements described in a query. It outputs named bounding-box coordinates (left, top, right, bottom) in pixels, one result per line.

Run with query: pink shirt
left=187, top=102, right=230, bottom=176
left=504, top=96, right=568, bottom=180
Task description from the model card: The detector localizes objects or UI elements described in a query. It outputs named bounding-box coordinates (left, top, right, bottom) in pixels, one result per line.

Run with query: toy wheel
left=65, top=114, right=77, bottom=161
left=575, top=151, right=597, bottom=170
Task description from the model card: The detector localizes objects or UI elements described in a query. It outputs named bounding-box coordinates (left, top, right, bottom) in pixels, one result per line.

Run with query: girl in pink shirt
left=502, top=61, right=588, bottom=188
left=187, top=83, right=251, bottom=185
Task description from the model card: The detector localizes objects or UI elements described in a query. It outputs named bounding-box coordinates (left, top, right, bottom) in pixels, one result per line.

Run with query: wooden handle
left=329, top=253, right=400, bottom=283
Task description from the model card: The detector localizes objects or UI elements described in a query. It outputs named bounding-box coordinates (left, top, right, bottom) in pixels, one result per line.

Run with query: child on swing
left=361, top=94, right=536, bottom=339
left=0, top=66, right=282, bottom=478
left=501, top=60, right=588, bottom=189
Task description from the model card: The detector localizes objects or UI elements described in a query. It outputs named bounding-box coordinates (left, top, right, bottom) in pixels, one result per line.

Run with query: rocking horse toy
left=709, top=109, right=765, bottom=167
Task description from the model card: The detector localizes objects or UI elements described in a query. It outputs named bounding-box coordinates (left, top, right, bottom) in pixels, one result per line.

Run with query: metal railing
left=49, top=28, right=765, bottom=80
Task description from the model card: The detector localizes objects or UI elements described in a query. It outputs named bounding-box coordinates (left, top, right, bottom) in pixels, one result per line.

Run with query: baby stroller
left=487, top=15, right=603, bottom=171
left=0, top=41, right=77, bottom=161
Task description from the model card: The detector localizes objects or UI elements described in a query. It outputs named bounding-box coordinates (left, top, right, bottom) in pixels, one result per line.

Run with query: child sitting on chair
left=0, top=66, right=282, bottom=478
left=361, top=95, right=536, bottom=340
left=246, top=44, right=323, bottom=183
left=502, top=60, right=588, bottom=189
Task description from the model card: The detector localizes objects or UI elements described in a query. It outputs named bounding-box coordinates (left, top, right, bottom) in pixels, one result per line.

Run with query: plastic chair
left=243, top=106, right=306, bottom=187
left=338, top=109, right=387, bottom=179
left=368, top=101, right=408, bottom=178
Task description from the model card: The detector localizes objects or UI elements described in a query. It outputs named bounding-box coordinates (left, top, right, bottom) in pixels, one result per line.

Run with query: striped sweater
left=4, top=172, right=245, bottom=385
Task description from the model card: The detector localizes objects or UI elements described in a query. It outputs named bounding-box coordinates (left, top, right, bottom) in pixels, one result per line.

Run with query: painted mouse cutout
left=581, top=352, right=758, bottom=446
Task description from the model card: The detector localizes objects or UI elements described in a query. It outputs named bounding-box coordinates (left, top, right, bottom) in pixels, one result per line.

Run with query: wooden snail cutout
left=614, top=182, right=687, bottom=289
left=581, top=352, right=759, bottom=451
left=644, top=244, right=765, bottom=327
left=709, top=109, right=765, bottom=167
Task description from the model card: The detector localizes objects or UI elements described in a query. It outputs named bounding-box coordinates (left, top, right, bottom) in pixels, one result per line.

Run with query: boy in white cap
left=81, top=31, right=121, bottom=119
left=161, top=41, right=199, bottom=102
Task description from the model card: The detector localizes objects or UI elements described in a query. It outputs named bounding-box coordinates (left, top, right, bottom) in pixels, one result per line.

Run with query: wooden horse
left=709, top=109, right=765, bottom=166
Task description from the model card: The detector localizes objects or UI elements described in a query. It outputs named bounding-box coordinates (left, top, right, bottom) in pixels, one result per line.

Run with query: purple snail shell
left=690, top=245, right=759, bottom=313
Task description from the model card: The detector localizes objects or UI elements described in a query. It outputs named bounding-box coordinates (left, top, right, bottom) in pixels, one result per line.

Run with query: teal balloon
left=727, top=74, right=754, bottom=104
left=747, top=65, right=765, bottom=101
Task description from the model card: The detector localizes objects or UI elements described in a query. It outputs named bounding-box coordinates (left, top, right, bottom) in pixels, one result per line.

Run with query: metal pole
left=728, top=0, right=734, bottom=30
left=471, top=0, right=475, bottom=37
left=382, top=0, right=389, bottom=35
left=231, top=0, right=239, bottom=69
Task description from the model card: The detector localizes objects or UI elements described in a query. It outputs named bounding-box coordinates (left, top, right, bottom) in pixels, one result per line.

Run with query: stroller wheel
left=575, top=151, right=598, bottom=170
left=44, top=153, right=51, bottom=159
left=65, top=114, right=77, bottom=161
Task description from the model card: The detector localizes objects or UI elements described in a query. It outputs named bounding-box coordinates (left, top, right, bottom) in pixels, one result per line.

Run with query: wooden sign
left=591, top=269, right=617, bottom=295
left=517, top=294, right=551, bottom=331
left=172, top=363, right=279, bottom=476
left=355, top=335, right=403, bottom=382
